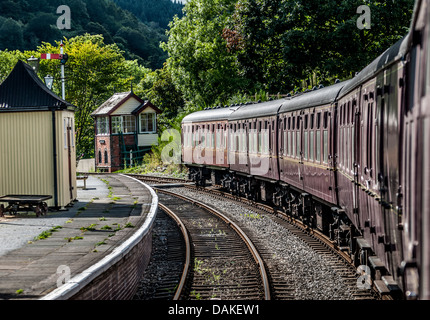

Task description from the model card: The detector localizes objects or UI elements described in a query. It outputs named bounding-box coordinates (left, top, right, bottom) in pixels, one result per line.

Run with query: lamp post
left=27, top=56, right=40, bottom=73
left=44, top=75, right=54, bottom=90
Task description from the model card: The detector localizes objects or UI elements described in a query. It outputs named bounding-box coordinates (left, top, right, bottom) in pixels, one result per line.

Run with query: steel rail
left=158, top=203, right=191, bottom=300
left=155, top=188, right=271, bottom=300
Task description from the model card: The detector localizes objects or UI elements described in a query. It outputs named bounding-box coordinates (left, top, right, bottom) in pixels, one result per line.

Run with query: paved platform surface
left=0, top=174, right=153, bottom=300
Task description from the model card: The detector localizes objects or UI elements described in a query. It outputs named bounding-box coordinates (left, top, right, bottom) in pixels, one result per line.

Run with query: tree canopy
left=163, top=0, right=415, bottom=103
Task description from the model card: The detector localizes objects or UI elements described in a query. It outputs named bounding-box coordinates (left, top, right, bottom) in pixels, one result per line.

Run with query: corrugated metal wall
left=0, top=110, right=76, bottom=208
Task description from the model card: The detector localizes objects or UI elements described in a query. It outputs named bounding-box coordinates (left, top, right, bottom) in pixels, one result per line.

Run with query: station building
left=0, top=60, right=77, bottom=208
left=91, top=91, right=161, bottom=172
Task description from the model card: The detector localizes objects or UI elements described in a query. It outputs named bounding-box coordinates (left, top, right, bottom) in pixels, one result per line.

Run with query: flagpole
left=60, top=41, right=65, bottom=100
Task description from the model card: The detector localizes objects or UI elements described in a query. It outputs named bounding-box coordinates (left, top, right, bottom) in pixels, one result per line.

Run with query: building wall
left=137, top=133, right=158, bottom=146
left=0, top=110, right=76, bottom=208
left=111, top=97, right=141, bottom=115
left=56, top=110, right=77, bottom=205
left=95, top=135, right=111, bottom=172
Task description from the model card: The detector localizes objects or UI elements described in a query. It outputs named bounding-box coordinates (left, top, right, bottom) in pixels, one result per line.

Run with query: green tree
left=36, top=34, right=143, bottom=157
left=161, top=0, right=248, bottom=106
left=0, top=49, right=25, bottom=82
left=229, top=0, right=415, bottom=91
left=136, top=65, right=185, bottom=131
left=0, top=18, right=24, bottom=50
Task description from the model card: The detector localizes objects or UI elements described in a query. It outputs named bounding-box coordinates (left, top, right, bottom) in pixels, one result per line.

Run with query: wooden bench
left=76, top=175, right=89, bottom=190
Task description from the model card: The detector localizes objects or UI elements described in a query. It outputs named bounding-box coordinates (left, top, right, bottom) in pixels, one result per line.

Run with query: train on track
left=181, top=0, right=430, bottom=299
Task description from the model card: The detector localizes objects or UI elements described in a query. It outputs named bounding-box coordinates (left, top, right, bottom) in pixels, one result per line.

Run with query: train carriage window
left=304, top=114, right=308, bottom=129
left=296, top=129, right=301, bottom=159
left=258, top=121, right=262, bottom=153
left=367, top=103, right=374, bottom=177
left=316, top=130, right=321, bottom=163
left=310, top=114, right=314, bottom=129
left=287, top=131, right=291, bottom=156
left=340, top=105, right=343, bottom=126
left=243, top=123, right=247, bottom=152
left=322, top=111, right=329, bottom=164
left=339, top=128, right=343, bottom=168
left=317, top=113, right=321, bottom=129
left=344, top=103, right=348, bottom=125
left=264, top=121, right=269, bottom=154
left=292, top=131, right=296, bottom=158
left=346, top=127, right=350, bottom=170
left=292, top=116, right=296, bottom=130
left=304, top=131, right=308, bottom=160
left=224, top=125, right=228, bottom=149
left=323, top=130, right=328, bottom=164
left=310, top=131, right=314, bottom=161
left=323, top=111, right=328, bottom=129
left=288, top=117, right=291, bottom=130
left=347, top=102, right=351, bottom=124
left=284, top=130, right=287, bottom=156
left=189, top=126, right=193, bottom=147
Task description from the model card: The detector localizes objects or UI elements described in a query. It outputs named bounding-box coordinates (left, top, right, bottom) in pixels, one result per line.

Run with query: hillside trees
left=0, top=0, right=176, bottom=69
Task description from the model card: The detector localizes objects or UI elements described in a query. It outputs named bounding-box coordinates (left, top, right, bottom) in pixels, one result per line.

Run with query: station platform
left=0, top=174, right=158, bottom=300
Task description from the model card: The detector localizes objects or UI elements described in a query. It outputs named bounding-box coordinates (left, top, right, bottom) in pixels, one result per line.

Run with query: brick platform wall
left=41, top=176, right=158, bottom=301
left=70, top=231, right=152, bottom=300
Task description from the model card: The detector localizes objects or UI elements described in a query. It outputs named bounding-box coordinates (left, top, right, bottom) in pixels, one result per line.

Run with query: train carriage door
left=298, top=113, right=305, bottom=190
left=352, top=97, right=361, bottom=226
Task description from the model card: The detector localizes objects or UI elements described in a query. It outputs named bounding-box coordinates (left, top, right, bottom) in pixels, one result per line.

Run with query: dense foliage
left=113, top=0, right=184, bottom=29
left=164, top=0, right=415, bottom=104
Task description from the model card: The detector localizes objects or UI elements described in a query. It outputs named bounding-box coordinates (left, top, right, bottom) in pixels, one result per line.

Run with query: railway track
left=156, top=189, right=270, bottom=300
left=181, top=185, right=378, bottom=300
left=128, top=173, right=377, bottom=300
left=125, top=173, right=192, bottom=185
left=133, top=208, right=187, bottom=300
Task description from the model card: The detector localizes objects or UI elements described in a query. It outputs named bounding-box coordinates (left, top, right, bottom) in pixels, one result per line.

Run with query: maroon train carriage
left=181, top=0, right=430, bottom=299
left=335, top=36, right=411, bottom=292
left=182, top=105, right=239, bottom=186
left=276, top=80, right=349, bottom=230
left=399, top=0, right=430, bottom=300
left=226, top=100, right=285, bottom=200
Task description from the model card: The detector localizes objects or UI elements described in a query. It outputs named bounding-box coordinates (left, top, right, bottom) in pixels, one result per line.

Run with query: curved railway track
left=128, top=174, right=378, bottom=300
left=157, top=189, right=270, bottom=300
left=181, top=185, right=378, bottom=300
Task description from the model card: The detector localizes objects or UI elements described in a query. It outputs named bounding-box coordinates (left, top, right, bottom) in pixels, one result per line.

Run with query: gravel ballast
left=163, top=187, right=354, bottom=300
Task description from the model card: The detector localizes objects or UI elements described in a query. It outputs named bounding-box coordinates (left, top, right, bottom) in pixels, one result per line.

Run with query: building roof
left=0, top=60, right=74, bottom=112
left=91, top=91, right=160, bottom=116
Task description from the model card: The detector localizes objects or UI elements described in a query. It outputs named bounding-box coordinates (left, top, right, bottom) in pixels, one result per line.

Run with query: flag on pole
left=40, top=54, right=62, bottom=60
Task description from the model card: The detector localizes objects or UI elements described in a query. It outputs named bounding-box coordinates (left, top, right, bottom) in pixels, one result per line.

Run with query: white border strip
left=40, top=174, right=158, bottom=300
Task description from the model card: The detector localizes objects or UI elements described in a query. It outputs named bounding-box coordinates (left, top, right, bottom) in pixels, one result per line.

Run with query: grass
left=33, top=226, right=62, bottom=241
left=65, top=236, right=83, bottom=242
left=80, top=224, right=97, bottom=232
